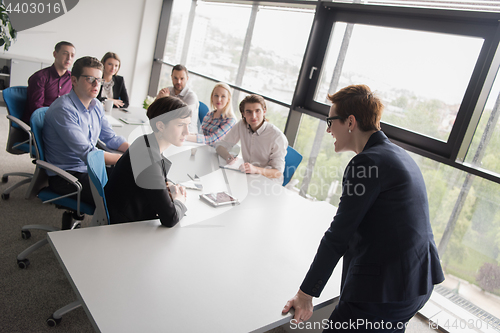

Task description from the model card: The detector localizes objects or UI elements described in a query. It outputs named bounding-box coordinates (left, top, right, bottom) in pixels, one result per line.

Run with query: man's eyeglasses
left=80, top=75, right=105, bottom=85
left=326, top=116, right=342, bottom=128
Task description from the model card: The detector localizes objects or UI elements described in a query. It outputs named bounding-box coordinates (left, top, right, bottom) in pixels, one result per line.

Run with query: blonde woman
left=186, top=82, right=236, bottom=146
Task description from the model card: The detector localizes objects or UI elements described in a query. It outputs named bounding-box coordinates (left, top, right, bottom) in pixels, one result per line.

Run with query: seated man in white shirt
left=215, top=94, right=288, bottom=183
left=155, top=64, right=199, bottom=134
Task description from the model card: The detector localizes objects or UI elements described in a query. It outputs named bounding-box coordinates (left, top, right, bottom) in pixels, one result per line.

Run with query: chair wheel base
left=17, top=258, right=30, bottom=269
left=21, top=230, right=31, bottom=239
left=1, top=193, right=9, bottom=200
left=46, top=315, right=62, bottom=327
left=1, top=175, right=7, bottom=183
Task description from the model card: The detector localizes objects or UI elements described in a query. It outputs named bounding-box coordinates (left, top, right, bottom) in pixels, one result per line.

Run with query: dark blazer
left=105, top=134, right=186, bottom=227
left=300, top=131, right=444, bottom=303
left=97, top=75, right=129, bottom=108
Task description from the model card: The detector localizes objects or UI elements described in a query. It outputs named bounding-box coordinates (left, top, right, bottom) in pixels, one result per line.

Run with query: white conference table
left=47, top=106, right=343, bottom=333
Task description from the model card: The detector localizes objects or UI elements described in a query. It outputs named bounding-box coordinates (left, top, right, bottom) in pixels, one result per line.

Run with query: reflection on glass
left=315, top=22, right=483, bottom=141
left=465, top=68, right=500, bottom=175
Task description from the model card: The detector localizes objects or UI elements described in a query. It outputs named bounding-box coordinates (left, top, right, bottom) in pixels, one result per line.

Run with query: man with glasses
left=43, top=56, right=129, bottom=207
left=22, top=41, right=76, bottom=123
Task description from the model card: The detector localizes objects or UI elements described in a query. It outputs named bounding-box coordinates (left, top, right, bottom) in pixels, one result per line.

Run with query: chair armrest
left=36, top=160, right=79, bottom=185
left=97, top=139, right=122, bottom=154
left=34, top=160, right=85, bottom=217
left=7, top=115, right=31, bottom=133
left=96, top=139, right=111, bottom=152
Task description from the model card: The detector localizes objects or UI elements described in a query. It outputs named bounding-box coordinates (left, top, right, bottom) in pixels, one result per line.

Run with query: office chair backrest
left=199, top=101, right=209, bottom=124
left=283, top=146, right=303, bottom=186
left=4, top=86, right=30, bottom=155
left=3, top=86, right=28, bottom=129
left=26, top=107, right=95, bottom=217
left=87, top=150, right=109, bottom=225
left=30, top=107, right=49, bottom=162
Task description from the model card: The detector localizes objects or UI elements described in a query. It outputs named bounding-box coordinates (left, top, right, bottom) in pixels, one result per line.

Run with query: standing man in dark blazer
left=282, top=85, right=444, bottom=332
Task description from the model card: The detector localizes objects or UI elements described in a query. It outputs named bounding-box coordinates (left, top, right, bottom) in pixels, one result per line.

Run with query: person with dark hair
left=43, top=56, right=129, bottom=206
left=96, top=52, right=129, bottom=109
left=23, top=41, right=76, bottom=123
left=215, top=94, right=288, bottom=182
left=105, top=96, right=191, bottom=227
left=155, top=64, right=199, bottom=134
left=282, top=85, right=444, bottom=332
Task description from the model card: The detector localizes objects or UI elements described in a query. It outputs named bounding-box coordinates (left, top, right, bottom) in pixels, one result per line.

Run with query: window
left=240, top=6, right=313, bottom=104
left=315, top=22, right=483, bottom=141
left=163, top=1, right=192, bottom=64
left=464, top=66, right=500, bottom=175
left=295, top=3, right=500, bottom=158
left=161, top=1, right=313, bottom=104
left=176, top=2, right=252, bottom=83
left=409, top=152, right=500, bottom=318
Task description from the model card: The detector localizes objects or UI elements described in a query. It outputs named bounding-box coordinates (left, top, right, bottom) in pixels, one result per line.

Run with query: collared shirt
left=23, top=64, right=72, bottom=123
left=168, top=85, right=199, bottom=133
left=43, top=90, right=126, bottom=175
left=216, top=119, right=288, bottom=182
left=196, top=111, right=236, bottom=146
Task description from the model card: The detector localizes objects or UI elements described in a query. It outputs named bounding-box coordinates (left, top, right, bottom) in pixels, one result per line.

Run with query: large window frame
left=291, top=3, right=500, bottom=166
left=152, top=0, right=500, bottom=187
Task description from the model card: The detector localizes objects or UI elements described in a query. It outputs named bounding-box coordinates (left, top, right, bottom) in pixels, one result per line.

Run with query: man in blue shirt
left=43, top=56, right=129, bottom=206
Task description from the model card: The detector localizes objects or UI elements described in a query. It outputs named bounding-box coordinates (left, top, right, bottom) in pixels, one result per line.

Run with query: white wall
left=3, top=0, right=163, bottom=107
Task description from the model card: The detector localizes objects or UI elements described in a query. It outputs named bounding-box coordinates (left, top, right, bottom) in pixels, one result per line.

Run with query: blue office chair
left=87, top=149, right=110, bottom=226
left=283, top=146, right=303, bottom=186
left=17, top=107, right=95, bottom=269
left=46, top=150, right=110, bottom=327
left=2, top=86, right=34, bottom=200
left=198, top=101, right=209, bottom=124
